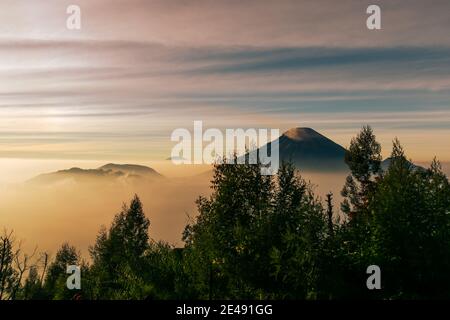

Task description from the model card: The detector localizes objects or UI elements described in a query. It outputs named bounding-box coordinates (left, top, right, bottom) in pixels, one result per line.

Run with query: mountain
left=99, top=163, right=162, bottom=177
left=381, top=157, right=424, bottom=172
left=255, top=127, right=348, bottom=172
left=28, top=163, right=163, bottom=185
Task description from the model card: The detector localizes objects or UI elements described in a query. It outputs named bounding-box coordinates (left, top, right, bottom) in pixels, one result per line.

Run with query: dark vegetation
left=1, top=126, right=450, bottom=299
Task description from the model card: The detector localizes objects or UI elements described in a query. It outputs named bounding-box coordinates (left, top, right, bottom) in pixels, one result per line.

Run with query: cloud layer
left=0, top=0, right=449, bottom=162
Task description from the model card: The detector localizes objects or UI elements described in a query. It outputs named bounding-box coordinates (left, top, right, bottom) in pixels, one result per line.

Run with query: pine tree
left=341, top=125, right=382, bottom=218
left=21, top=266, right=43, bottom=299
left=44, top=243, right=80, bottom=299
left=89, top=194, right=151, bottom=299
left=369, top=139, right=450, bottom=298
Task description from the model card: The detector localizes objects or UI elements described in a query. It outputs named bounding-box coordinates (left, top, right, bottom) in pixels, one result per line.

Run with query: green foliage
left=183, top=159, right=274, bottom=299
left=43, top=243, right=81, bottom=300
left=3, top=128, right=450, bottom=300
left=333, top=134, right=450, bottom=299
left=88, top=195, right=151, bottom=299
left=183, top=161, right=329, bottom=299
left=341, top=125, right=382, bottom=218
left=368, top=141, right=450, bottom=298
left=20, top=266, right=43, bottom=299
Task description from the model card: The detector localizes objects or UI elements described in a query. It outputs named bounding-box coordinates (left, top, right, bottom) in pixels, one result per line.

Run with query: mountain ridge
left=26, top=128, right=428, bottom=184
left=27, top=163, right=163, bottom=185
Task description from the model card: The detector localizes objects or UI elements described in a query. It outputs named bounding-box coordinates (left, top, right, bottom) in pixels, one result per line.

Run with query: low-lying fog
left=0, top=159, right=447, bottom=258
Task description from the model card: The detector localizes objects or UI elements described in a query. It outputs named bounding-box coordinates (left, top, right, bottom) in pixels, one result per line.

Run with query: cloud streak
left=0, top=1, right=449, bottom=162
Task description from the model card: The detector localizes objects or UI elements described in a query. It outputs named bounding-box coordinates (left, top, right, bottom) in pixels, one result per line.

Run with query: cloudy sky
left=1, top=0, right=450, bottom=164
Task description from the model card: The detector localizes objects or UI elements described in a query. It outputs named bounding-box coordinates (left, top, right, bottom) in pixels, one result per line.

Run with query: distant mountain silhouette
left=260, top=128, right=426, bottom=173
left=99, top=163, right=162, bottom=176
left=26, top=129, right=428, bottom=185
left=28, top=163, right=163, bottom=185
left=253, top=127, right=348, bottom=172
left=381, top=157, right=424, bottom=172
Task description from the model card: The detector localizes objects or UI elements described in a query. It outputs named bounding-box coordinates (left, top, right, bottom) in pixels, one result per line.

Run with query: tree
left=5, top=127, right=450, bottom=300
left=183, top=160, right=329, bottom=299
left=267, top=163, right=328, bottom=299
left=325, top=193, right=334, bottom=236
left=20, top=266, right=43, bottom=299
left=140, top=241, right=188, bottom=299
left=183, top=158, right=273, bottom=299
left=44, top=243, right=81, bottom=299
left=89, top=194, right=151, bottom=299
left=10, top=243, right=37, bottom=299
left=0, top=230, right=17, bottom=300
left=368, top=139, right=450, bottom=298
left=341, top=125, right=382, bottom=218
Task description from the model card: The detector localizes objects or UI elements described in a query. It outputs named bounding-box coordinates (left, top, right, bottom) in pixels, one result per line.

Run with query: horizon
left=1, top=125, right=450, bottom=187
left=1, top=0, right=450, bottom=169
left=1, top=1, right=450, bottom=303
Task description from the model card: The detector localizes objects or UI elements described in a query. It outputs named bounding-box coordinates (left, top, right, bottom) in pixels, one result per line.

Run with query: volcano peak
left=283, top=127, right=322, bottom=141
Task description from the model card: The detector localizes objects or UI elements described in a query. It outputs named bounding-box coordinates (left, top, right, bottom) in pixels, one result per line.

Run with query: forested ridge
left=1, top=126, right=450, bottom=300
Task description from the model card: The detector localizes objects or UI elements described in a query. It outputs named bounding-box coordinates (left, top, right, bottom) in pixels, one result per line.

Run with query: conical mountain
left=263, top=127, right=348, bottom=172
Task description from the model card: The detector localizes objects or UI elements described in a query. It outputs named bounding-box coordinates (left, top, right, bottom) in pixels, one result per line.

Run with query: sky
left=1, top=0, right=450, bottom=170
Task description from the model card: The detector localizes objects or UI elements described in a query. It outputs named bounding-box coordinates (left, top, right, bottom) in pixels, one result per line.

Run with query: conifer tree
left=341, top=125, right=382, bottom=218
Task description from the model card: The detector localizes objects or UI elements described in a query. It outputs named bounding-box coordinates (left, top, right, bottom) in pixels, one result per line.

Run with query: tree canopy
left=2, top=127, right=450, bottom=300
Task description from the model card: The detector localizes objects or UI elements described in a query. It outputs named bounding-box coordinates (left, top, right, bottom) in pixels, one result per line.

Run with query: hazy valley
left=1, top=128, right=447, bottom=258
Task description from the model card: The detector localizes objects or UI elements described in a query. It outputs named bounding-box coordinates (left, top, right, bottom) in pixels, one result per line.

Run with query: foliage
left=2, top=128, right=450, bottom=300
left=341, top=125, right=382, bottom=218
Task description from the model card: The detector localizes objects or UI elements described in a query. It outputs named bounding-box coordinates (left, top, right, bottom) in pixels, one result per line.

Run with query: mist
left=0, top=162, right=212, bottom=258
left=1, top=159, right=446, bottom=259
